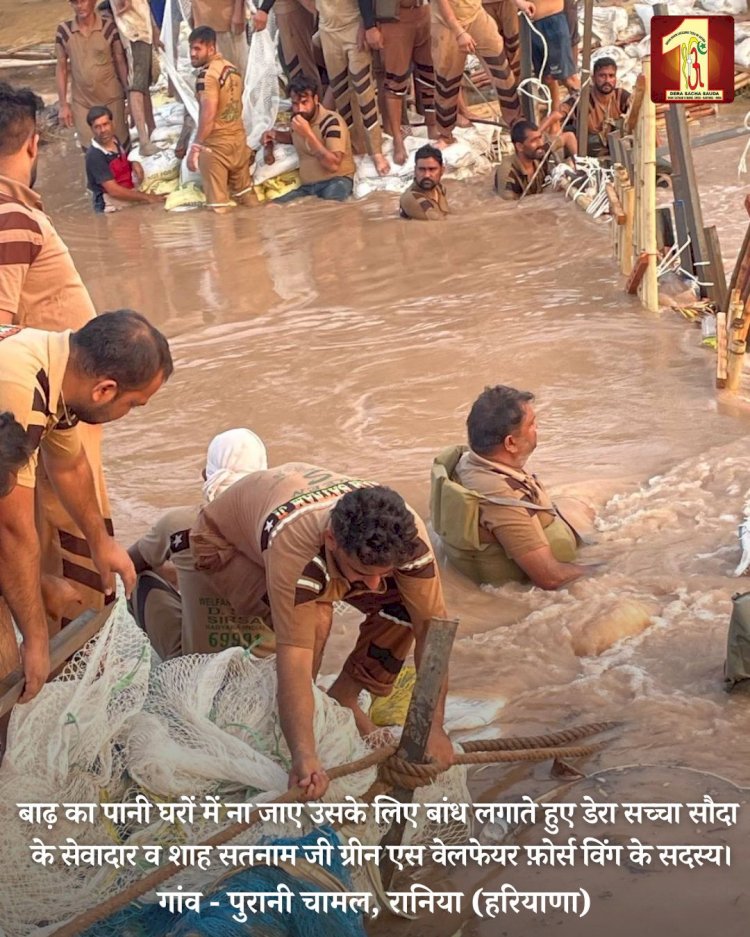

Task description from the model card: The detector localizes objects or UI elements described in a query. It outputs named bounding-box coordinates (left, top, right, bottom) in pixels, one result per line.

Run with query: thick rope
left=48, top=734, right=609, bottom=937
left=460, top=721, right=619, bottom=753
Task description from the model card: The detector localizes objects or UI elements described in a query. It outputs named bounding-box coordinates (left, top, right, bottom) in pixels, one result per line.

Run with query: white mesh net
left=0, top=599, right=470, bottom=937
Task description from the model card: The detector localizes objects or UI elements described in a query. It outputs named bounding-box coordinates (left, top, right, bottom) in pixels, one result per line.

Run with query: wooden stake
left=626, top=252, right=649, bottom=293
left=717, top=311, right=728, bottom=388
left=577, top=0, right=594, bottom=157
left=378, top=617, right=459, bottom=888
left=624, top=74, right=645, bottom=134
left=621, top=184, right=635, bottom=276
left=638, top=57, right=659, bottom=312
left=606, top=183, right=626, bottom=224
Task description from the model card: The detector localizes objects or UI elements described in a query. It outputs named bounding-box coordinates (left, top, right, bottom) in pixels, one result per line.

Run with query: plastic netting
left=0, top=599, right=470, bottom=937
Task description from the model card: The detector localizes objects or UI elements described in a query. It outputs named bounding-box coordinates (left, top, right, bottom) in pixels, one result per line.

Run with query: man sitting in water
left=84, top=106, right=163, bottom=212
left=558, top=57, right=631, bottom=160
left=399, top=145, right=449, bottom=222
left=261, top=73, right=355, bottom=203
left=494, top=120, right=550, bottom=201
left=431, top=384, right=594, bottom=589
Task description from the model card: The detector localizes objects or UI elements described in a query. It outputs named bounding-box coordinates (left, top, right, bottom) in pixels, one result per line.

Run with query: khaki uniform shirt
left=561, top=87, right=631, bottom=135
left=0, top=175, right=95, bottom=330
left=190, top=462, right=445, bottom=650
left=494, top=154, right=545, bottom=200
left=293, top=105, right=355, bottom=185
left=455, top=449, right=556, bottom=558
left=55, top=13, right=124, bottom=109
left=192, top=0, right=235, bottom=32
left=135, top=505, right=199, bottom=573
left=195, top=54, right=245, bottom=146
left=399, top=181, right=449, bottom=221
left=0, top=327, right=81, bottom=489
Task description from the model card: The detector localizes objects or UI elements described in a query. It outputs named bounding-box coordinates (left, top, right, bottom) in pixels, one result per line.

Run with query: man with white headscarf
left=127, top=428, right=267, bottom=658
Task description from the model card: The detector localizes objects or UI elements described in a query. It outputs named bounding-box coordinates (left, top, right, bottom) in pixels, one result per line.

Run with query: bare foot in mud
left=393, top=139, right=408, bottom=165
left=372, top=152, right=391, bottom=175
left=211, top=206, right=234, bottom=215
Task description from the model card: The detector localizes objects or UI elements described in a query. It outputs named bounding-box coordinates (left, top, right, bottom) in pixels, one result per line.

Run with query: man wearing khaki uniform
left=55, top=0, right=129, bottom=149
left=253, top=0, right=321, bottom=87
left=431, top=0, right=521, bottom=142
left=192, top=0, right=249, bottom=77
left=187, top=27, right=253, bottom=212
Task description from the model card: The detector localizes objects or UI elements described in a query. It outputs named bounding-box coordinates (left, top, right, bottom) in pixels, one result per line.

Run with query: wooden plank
left=624, top=74, right=645, bottom=134
left=577, top=0, right=594, bottom=157
left=0, top=604, right=115, bottom=719
left=703, top=225, right=727, bottom=314
left=378, top=617, right=459, bottom=888
left=727, top=220, right=750, bottom=302
left=621, top=184, right=635, bottom=276
left=626, top=252, right=649, bottom=294
left=672, top=199, right=695, bottom=277
left=606, top=183, right=626, bottom=224
left=638, top=58, right=659, bottom=312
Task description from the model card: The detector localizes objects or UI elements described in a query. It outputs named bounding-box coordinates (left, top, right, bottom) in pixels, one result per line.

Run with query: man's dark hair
left=86, top=105, right=113, bottom=127
left=288, top=72, right=320, bottom=99
left=593, top=56, right=617, bottom=73
left=467, top=385, right=535, bottom=455
left=415, top=144, right=443, bottom=166
left=189, top=26, right=217, bottom=45
left=70, top=310, right=174, bottom=391
left=0, top=411, right=33, bottom=494
left=0, top=82, right=42, bottom=157
left=511, top=120, right=536, bottom=147
left=330, top=487, right=418, bottom=568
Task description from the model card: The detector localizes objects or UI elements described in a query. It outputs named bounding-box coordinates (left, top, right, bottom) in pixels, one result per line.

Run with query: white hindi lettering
left=167, top=843, right=213, bottom=870
left=686, top=795, right=740, bottom=828
left=473, top=796, right=537, bottom=827
left=473, top=885, right=590, bottom=919
left=373, top=795, right=420, bottom=829
left=156, top=795, right=197, bottom=825
left=386, top=883, right=462, bottom=916
left=423, top=798, right=470, bottom=826
left=100, top=794, right=152, bottom=827
left=622, top=802, right=682, bottom=825
left=227, top=884, right=294, bottom=923
left=199, top=794, right=222, bottom=823
left=307, top=796, right=368, bottom=826
left=17, top=803, right=58, bottom=829
left=540, top=803, right=577, bottom=835
left=579, top=795, right=618, bottom=825
left=338, top=837, right=382, bottom=866
left=157, top=886, right=203, bottom=915
left=61, top=803, right=98, bottom=825
left=580, top=837, right=623, bottom=867
left=254, top=802, right=304, bottom=829
left=29, top=838, right=56, bottom=866
left=382, top=843, right=426, bottom=871
left=524, top=838, right=576, bottom=867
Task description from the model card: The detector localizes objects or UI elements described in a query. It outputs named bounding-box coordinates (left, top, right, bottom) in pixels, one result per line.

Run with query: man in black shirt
left=84, top=105, right=163, bottom=211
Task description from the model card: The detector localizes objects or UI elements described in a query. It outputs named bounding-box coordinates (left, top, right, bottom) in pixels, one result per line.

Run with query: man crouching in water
left=432, top=385, right=596, bottom=589
left=400, top=144, right=449, bottom=221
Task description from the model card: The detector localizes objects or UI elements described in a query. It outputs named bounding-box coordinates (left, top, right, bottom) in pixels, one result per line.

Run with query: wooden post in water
left=519, top=15, right=535, bottom=123
left=577, top=0, right=594, bottom=157
left=638, top=56, right=659, bottom=312
left=378, top=616, right=459, bottom=889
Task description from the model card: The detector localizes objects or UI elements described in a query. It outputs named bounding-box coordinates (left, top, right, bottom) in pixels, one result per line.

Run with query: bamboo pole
left=638, top=57, right=659, bottom=312
left=717, top=311, right=728, bottom=388
left=577, top=0, right=594, bottom=156
left=621, top=184, right=635, bottom=275
left=726, top=290, right=748, bottom=393
left=606, top=183, right=626, bottom=224
left=624, top=74, right=645, bottom=134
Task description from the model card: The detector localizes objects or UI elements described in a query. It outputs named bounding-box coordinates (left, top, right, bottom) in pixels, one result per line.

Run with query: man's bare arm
left=0, top=484, right=50, bottom=701
left=277, top=644, right=329, bottom=800
left=514, top=544, right=589, bottom=590
left=55, top=50, right=73, bottom=128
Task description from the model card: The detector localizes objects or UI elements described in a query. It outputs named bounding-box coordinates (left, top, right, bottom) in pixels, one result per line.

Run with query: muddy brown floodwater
left=22, top=85, right=750, bottom=935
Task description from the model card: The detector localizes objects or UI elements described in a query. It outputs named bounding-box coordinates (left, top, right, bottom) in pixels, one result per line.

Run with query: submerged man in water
left=399, top=144, right=449, bottom=221
left=431, top=385, right=595, bottom=589
left=185, top=464, right=455, bottom=799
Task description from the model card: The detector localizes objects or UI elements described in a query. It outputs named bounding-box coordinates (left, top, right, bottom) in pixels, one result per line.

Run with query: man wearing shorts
left=111, top=0, right=160, bottom=155
left=531, top=0, right=579, bottom=113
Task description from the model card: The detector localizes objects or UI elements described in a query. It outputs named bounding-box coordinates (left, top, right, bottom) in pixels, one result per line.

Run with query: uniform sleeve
left=0, top=210, right=44, bottom=316
left=0, top=356, right=51, bottom=488
left=393, top=515, right=447, bottom=625
left=197, top=63, right=220, bottom=102
left=102, top=15, right=123, bottom=49
left=86, top=149, right=115, bottom=187
left=494, top=159, right=522, bottom=201
left=55, top=23, right=70, bottom=58
left=135, top=512, right=181, bottom=569
left=319, top=114, right=347, bottom=156
left=264, top=545, right=323, bottom=649
left=399, top=190, right=444, bottom=221
left=40, top=417, right=83, bottom=469
left=480, top=497, right=551, bottom=559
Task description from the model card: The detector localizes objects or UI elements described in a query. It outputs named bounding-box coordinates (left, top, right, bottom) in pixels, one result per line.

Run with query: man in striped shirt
left=0, top=312, right=172, bottom=703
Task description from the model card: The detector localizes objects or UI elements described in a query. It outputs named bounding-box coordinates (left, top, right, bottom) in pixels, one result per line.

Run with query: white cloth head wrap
left=202, top=428, right=268, bottom=503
